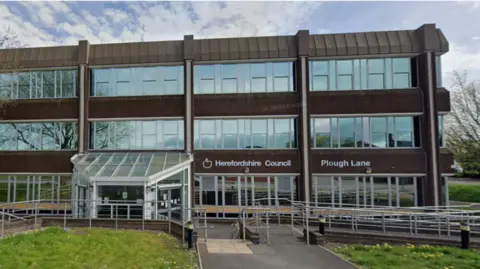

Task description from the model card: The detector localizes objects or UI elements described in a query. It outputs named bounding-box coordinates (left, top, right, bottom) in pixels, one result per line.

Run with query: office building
left=0, top=23, right=453, bottom=219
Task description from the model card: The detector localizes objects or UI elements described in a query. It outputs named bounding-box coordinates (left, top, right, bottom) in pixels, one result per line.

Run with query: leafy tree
left=446, top=71, right=480, bottom=177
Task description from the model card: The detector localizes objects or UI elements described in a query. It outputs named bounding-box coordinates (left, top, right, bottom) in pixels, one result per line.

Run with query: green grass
left=0, top=227, right=198, bottom=269
left=334, top=243, right=480, bottom=269
left=449, top=183, right=480, bottom=203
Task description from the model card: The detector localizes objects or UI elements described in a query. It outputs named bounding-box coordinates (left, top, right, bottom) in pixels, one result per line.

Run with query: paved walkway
left=197, top=224, right=356, bottom=269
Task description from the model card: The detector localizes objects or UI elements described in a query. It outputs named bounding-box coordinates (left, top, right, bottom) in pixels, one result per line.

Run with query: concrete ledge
left=325, top=229, right=480, bottom=248
left=303, top=228, right=325, bottom=245
left=238, top=221, right=260, bottom=244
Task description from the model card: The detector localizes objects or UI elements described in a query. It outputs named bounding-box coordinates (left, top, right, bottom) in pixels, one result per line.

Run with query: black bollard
left=187, top=221, right=194, bottom=249
left=319, top=216, right=326, bottom=235
left=460, top=222, right=470, bottom=249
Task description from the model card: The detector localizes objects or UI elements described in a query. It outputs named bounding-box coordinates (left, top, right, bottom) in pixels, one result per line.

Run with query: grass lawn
left=449, top=183, right=480, bottom=203
left=0, top=227, right=198, bottom=269
left=334, top=243, right=480, bottom=269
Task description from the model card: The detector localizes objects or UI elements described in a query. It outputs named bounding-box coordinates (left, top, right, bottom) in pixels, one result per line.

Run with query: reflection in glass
left=0, top=122, right=78, bottom=150
left=91, top=66, right=184, bottom=96
left=0, top=70, right=77, bottom=99
left=194, top=62, right=294, bottom=94
left=338, top=118, right=355, bottom=148
left=90, top=120, right=184, bottom=150
left=195, top=118, right=295, bottom=149
left=309, top=57, right=411, bottom=91
left=312, top=116, right=416, bottom=149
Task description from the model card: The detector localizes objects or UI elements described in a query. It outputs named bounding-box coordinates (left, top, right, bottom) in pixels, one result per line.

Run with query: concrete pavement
left=197, top=224, right=357, bottom=269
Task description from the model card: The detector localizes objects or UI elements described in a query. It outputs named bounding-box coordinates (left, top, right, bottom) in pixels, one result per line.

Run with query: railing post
left=89, top=199, right=92, bottom=228
left=115, top=205, right=118, bottom=230
left=243, top=211, right=246, bottom=242
left=63, top=202, right=67, bottom=229
left=382, top=212, right=386, bottom=233
left=142, top=204, right=145, bottom=231
left=409, top=214, right=413, bottom=235
left=1, top=208, right=4, bottom=237
left=447, top=215, right=451, bottom=237
left=291, top=203, right=294, bottom=235
left=414, top=215, right=418, bottom=234
left=437, top=214, right=441, bottom=237
left=34, top=201, right=38, bottom=229
left=266, top=209, right=270, bottom=244
left=204, top=210, right=207, bottom=243
left=306, top=207, right=310, bottom=245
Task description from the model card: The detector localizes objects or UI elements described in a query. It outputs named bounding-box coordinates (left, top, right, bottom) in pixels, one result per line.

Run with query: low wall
left=323, top=229, right=480, bottom=248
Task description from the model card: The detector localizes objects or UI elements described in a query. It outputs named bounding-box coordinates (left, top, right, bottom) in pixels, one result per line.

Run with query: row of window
left=194, top=119, right=296, bottom=149
left=0, top=70, right=77, bottom=99
left=0, top=122, right=78, bottom=150
left=309, top=58, right=411, bottom=91
left=311, top=116, right=418, bottom=148
left=0, top=56, right=443, bottom=99
left=0, top=175, right=72, bottom=206
left=90, top=120, right=184, bottom=150
left=312, top=115, right=446, bottom=149
left=194, top=62, right=294, bottom=94
left=0, top=116, right=445, bottom=151
left=91, top=66, right=184, bottom=96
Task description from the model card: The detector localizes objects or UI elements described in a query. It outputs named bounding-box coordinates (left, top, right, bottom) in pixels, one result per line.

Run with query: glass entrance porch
left=70, top=152, right=192, bottom=221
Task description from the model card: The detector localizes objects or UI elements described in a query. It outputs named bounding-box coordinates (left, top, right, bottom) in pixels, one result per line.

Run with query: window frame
left=194, top=117, right=297, bottom=150
left=311, top=115, right=418, bottom=149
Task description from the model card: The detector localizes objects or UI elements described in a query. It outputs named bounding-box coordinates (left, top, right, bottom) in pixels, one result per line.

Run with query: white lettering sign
left=202, top=158, right=291, bottom=169
left=320, top=160, right=371, bottom=168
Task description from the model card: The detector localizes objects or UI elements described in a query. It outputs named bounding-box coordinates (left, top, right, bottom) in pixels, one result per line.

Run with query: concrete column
left=77, top=40, right=90, bottom=153
left=415, top=24, right=442, bottom=207
left=184, top=35, right=195, bottom=209
left=296, top=30, right=311, bottom=203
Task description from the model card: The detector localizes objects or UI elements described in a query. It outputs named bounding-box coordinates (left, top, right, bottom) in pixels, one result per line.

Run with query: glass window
left=436, top=56, right=442, bottom=87
left=395, top=117, right=413, bottom=147
left=312, top=118, right=330, bottom=148
left=194, top=62, right=293, bottom=94
left=2, top=70, right=77, bottom=99
left=310, top=57, right=411, bottom=91
left=338, top=118, right=355, bottom=148
left=312, top=116, right=418, bottom=149
left=0, top=121, right=77, bottom=150
left=91, top=66, right=183, bottom=97
left=438, top=115, right=445, bottom=147
left=370, top=117, right=387, bottom=148
left=89, top=120, right=184, bottom=150
left=194, top=118, right=296, bottom=149
left=392, top=58, right=411, bottom=89
left=0, top=73, right=13, bottom=98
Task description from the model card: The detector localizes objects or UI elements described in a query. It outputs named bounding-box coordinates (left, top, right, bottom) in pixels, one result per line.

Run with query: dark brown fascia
left=0, top=24, right=449, bottom=71
left=0, top=151, right=76, bottom=173
left=309, top=88, right=450, bottom=115
left=88, top=95, right=184, bottom=119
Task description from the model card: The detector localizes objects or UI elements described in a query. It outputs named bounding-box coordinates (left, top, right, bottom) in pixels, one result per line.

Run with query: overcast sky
left=0, top=1, right=478, bottom=86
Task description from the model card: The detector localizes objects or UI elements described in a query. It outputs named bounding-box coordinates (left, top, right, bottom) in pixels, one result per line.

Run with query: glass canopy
left=71, top=152, right=193, bottom=183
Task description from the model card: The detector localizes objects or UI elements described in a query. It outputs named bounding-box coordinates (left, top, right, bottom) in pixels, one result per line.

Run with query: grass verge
left=334, top=243, right=480, bottom=269
left=0, top=227, right=198, bottom=269
left=449, top=183, right=480, bottom=203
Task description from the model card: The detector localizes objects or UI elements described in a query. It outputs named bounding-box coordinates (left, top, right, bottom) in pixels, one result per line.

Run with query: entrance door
left=155, top=187, right=183, bottom=221
left=97, top=185, right=144, bottom=219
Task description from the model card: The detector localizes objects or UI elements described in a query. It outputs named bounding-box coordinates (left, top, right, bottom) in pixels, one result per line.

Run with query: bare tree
left=0, top=27, right=21, bottom=112
left=446, top=70, right=480, bottom=177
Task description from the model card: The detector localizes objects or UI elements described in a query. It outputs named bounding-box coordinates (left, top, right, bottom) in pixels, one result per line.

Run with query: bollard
left=187, top=221, right=194, bottom=249
left=460, top=222, right=470, bottom=249
left=319, top=215, right=326, bottom=235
